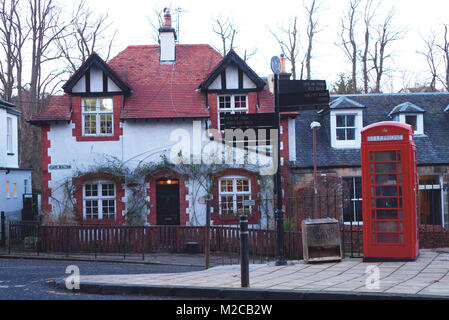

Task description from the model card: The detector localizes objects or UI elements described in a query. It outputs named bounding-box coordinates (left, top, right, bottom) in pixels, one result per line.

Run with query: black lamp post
left=271, top=57, right=287, bottom=266
left=310, top=121, right=321, bottom=219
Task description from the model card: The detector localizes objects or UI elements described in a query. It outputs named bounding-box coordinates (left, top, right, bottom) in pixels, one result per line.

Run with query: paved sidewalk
left=58, top=249, right=449, bottom=299
left=0, top=250, right=241, bottom=267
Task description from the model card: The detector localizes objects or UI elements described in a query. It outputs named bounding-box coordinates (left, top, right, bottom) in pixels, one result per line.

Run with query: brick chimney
left=159, top=8, right=177, bottom=63
left=279, top=54, right=291, bottom=80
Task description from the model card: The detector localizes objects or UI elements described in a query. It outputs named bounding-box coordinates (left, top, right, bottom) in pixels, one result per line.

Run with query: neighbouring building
left=30, top=9, right=296, bottom=226
left=292, top=93, right=449, bottom=228
left=0, top=99, right=33, bottom=222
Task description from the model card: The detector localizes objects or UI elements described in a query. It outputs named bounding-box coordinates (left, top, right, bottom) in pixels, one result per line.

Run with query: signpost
left=270, top=56, right=330, bottom=267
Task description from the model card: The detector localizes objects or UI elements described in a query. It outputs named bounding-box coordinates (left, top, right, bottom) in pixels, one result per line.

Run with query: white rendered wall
left=0, top=108, right=19, bottom=168
left=0, top=169, right=32, bottom=219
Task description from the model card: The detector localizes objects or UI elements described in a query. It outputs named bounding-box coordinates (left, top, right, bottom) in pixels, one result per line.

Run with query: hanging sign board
left=279, top=80, right=327, bottom=94
left=279, top=90, right=330, bottom=111
left=221, top=113, right=277, bottom=129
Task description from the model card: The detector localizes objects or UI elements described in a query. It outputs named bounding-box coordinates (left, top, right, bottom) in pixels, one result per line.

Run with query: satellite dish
left=271, top=56, right=281, bottom=75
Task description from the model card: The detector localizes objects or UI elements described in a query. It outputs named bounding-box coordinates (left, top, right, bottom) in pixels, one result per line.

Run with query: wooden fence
left=9, top=223, right=304, bottom=260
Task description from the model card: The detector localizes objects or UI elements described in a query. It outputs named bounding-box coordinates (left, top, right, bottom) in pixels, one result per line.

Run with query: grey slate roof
left=0, top=99, right=21, bottom=116
left=294, top=93, right=449, bottom=169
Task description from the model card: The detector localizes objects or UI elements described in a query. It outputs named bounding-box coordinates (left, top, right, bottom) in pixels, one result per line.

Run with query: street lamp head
left=310, top=121, right=321, bottom=130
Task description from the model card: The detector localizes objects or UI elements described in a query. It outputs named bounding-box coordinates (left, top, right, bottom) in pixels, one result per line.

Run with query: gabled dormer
left=62, top=53, right=131, bottom=141
left=62, top=53, right=131, bottom=96
left=199, top=49, right=266, bottom=94
left=388, top=102, right=425, bottom=135
left=329, top=97, right=365, bottom=149
left=199, top=50, right=267, bottom=130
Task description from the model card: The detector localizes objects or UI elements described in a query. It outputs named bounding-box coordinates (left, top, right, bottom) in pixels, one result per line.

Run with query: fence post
left=142, top=226, right=145, bottom=261
left=205, top=200, right=211, bottom=269
left=0, top=212, right=5, bottom=247
left=8, top=222, right=11, bottom=254
left=240, top=215, right=250, bottom=288
left=36, top=223, right=40, bottom=256
left=123, top=228, right=127, bottom=260
left=94, top=226, right=97, bottom=260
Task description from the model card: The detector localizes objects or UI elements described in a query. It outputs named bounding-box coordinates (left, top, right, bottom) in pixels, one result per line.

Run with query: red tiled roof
left=108, top=44, right=223, bottom=119
left=30, top=95, right=71, bottom=123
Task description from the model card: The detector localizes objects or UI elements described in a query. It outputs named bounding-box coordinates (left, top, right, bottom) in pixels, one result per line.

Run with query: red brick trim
left=72, top=95, right=124, bottom=142
left=145, top=170, right=189, bottom=226
left=41, top=125, right=52, bottom=213
left=211, top=168, right=260, bottom=225
left=72, top=173, right=125, bottom=225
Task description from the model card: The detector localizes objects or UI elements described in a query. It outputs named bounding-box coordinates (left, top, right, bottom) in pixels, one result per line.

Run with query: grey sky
left=61, top=0, right=449, bottom=92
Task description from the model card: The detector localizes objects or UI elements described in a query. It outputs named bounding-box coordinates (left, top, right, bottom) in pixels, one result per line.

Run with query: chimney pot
left=163, top=8, right=172, bottom=27
left=280, top=54, right=286, bottom=74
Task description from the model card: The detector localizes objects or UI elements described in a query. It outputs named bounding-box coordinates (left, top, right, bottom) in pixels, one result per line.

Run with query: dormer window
left=388, top=102, right=425, bottom=136
left=82, top=97, right=113, bottom=136
left=329, top=97, right=365, bottom=149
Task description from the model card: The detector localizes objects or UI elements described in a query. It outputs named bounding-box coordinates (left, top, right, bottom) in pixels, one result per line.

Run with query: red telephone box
left=361, top=121, right=419, bottom=262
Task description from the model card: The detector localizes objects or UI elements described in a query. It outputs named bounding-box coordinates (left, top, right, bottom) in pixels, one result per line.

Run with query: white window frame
left=218, top=176, right=252, bottom=217
left=83, top=181, right=116, bottom=221
left=399, top=113, right=424, bottom=135
left=330, top=109, right=363, bottom=149
left=418, top=175, right=444, bottom=227
left=217, top=95, right=248, bottom=131
left=6, top=117, right=12, bottom=153
left=81, top=97, right=114, bottom=136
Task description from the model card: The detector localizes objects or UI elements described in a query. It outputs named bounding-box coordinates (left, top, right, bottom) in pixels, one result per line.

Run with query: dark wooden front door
left=156, top=179, right=180, bottom=225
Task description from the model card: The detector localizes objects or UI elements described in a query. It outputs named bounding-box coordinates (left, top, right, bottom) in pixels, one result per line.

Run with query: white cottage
left=30, top=10, right=297, bottom=226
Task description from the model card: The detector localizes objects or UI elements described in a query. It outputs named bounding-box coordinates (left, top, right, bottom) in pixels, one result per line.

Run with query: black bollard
left=275, top=209, right=287, bottom=266
left=240, top=214, right=249, bottom=288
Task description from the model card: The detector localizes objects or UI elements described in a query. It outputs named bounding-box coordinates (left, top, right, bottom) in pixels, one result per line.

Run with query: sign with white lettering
left=367, top=135, right=404, bottom=142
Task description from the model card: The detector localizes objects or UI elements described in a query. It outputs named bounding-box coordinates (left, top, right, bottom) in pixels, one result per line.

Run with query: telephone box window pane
left=375, top=151, right=396, bottom=161
left=376, top=197, right=398, bottom=209
left=376, top=221, right=399, bottom=232
left=377, top=233, right=399, bottom=244
left=377, top=209, right=398, bottom=220
left=376, top=186, right=398, bottom=197
left=375, top=163, right=397, bottom=173
left=375, top=174, right=398, bottom=185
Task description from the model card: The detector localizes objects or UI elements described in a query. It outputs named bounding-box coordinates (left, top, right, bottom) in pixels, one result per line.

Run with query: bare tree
left=370, top=7, right=404, bottom=93
left=435, top=24, right=449, bottom=91
left=147, top=6, right=164, bottom=44
left=304, top=0, right=323, bottom=80
left=338, top=0, right=362, bottom=93
left=419, top=31, right=440, bottom=91
left=28, top=0, right=68, bottom=112
left=360, top=0, right=378, bottom=93
left=269, top=17, right=300, bottom=79
left=211, top=14, right=238, bottom=56
left=55, top=0, right=117, bottom=74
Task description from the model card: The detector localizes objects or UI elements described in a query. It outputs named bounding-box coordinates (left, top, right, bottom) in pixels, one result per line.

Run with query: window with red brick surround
left=71, top=95, right=124, bottom=142
left=211, top=169, right=260, bottom=225
left=73, top=173, right=125, bottom=225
